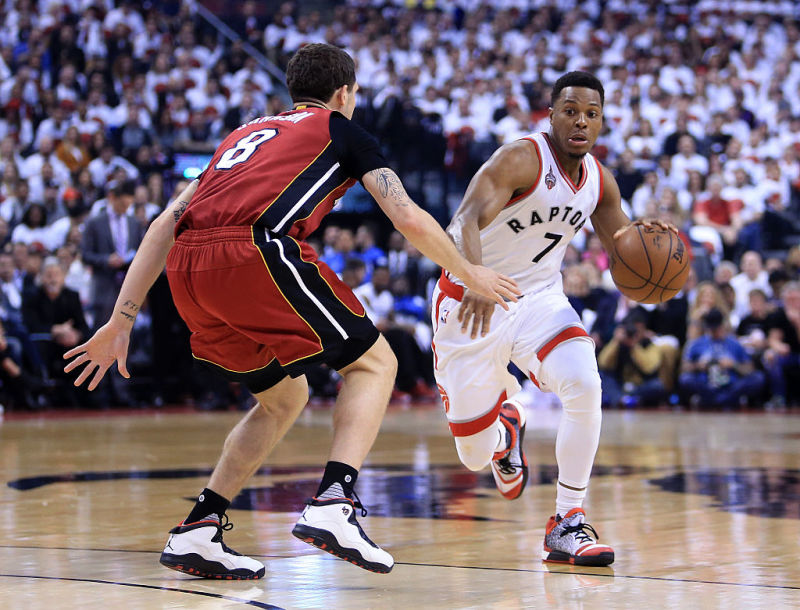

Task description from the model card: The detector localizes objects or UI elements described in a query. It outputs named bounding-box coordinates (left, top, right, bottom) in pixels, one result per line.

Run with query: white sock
left=556, top=481, right=586, bottom=518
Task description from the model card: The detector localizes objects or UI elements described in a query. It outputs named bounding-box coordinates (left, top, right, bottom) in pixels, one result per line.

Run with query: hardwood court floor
left=1, top=403, right=800, bottom=609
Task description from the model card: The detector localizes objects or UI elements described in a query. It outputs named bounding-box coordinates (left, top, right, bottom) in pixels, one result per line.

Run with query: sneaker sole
left=541, top=548, right=615, bottom=567
left=291, top=524, right=393, bottom=574
left=159, top=552, right=265, bottom=580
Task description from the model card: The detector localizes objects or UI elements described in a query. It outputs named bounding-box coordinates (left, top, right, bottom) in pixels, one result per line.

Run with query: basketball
left=610, top=225, right=690, bottom=304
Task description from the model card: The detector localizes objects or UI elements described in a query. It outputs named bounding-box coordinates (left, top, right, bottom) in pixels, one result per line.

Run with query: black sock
left=185, top=488, right=230, bottom=524
left=315, top=461, right=358, bottom=499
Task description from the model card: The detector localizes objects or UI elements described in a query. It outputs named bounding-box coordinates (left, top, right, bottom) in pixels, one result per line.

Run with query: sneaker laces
left=495, top=454, right=521, bottom=475
left=350, top=488, right=368, bottom=518
left=561, top=521, right=599, bottom=545
left=210, top=514, right=241, bottom=555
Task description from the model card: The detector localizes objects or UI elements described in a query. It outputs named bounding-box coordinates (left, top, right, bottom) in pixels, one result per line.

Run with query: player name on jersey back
left=236, top=111, right=315, bottom=130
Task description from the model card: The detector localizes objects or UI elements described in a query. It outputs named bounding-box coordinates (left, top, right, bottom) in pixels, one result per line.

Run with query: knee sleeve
left=541, top=340, right=602, bottom=415
left=454, top=423, right=502, bottom=471
left=560, top=366, right=603, bottom=420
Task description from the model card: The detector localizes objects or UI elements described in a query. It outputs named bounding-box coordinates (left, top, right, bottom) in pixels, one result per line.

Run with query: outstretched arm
left=63, top=180, right=199, bottom=389
left=362, top=167, right=520, bottom=309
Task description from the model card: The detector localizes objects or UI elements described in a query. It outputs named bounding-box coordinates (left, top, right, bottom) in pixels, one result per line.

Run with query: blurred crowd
left=3, top=0, right=800, bottom=410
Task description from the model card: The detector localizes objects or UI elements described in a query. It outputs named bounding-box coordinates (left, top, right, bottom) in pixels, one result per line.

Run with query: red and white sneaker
left=542, top=508, right=614, bottom=566
left=490, top=399, right=528, bottom=500
left=159, top=514, right=265, bottom=579
left=292, top=496, right=394, bottom=574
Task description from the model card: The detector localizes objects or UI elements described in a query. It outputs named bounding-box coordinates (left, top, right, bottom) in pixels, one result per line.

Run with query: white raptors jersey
left=452, top=132, right=603, bottom=296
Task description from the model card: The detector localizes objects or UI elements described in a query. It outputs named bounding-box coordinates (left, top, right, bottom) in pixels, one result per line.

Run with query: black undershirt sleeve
left=329, top=112, right=389, bottom=182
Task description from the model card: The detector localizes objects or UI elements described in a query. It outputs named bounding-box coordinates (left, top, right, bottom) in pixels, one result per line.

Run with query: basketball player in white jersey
left=432, top=72, right=676, bottom=566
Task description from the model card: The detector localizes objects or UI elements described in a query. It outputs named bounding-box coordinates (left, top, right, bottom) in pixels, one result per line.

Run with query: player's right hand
left=461, top=265, right=520, bottom=312
left=63, top=320, right=132, bottom=391
left=458, top=289, right=500, bottom=339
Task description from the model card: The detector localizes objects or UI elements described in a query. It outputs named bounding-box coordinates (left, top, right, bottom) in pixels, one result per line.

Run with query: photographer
left=679, top=308, right=765, bottom=408
left=598, top=314, right=669, bottom=407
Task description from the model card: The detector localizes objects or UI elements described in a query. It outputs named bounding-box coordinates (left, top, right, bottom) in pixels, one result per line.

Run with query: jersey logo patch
left=545, top=166, right=556, bottom=190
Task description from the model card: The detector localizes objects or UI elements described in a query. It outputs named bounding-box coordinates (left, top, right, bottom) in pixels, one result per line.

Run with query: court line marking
left=0, top=574, right=284, bottom=609
left=2, top=544, right=798, bottom=592
left=394, top=561, right=800, bottom=591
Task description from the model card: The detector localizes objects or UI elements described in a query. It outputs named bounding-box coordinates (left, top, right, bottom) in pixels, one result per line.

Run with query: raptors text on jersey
left=450, top=132, right=603, bottom=296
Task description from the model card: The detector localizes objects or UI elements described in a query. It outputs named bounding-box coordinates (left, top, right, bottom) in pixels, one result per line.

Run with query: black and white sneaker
left=159, top=513, right=265, bottom=580
left=292, top=496, right=394, bottom=573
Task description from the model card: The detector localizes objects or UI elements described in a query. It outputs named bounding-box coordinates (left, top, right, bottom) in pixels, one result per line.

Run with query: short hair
left=108, top=179, right=136, bottom=198
left=286, top=43, right=356, bottom=104
left=344, top=257, right=366, bottom=273
left=551, top=71, right=605, bottom=107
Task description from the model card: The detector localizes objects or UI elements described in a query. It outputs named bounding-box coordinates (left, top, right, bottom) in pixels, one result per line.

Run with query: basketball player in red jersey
left=64, top=43, right=519, bottom=579
left=432, top=72, right=676, bottom=566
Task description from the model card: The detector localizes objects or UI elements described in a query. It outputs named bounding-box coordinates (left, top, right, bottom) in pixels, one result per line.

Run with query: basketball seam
left=612, top=243, right=651, bottom=286
left=637, top=225, right=653, bottom=279
left=641, top=230, right=673, bottom=303
left=659, top=238, right=691, bottom=298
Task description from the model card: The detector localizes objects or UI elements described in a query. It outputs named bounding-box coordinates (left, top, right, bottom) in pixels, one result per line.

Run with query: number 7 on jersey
left=532, top=232, right=563, bottom=263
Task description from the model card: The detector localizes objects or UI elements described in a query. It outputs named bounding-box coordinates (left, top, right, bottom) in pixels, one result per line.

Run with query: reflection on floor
left=1, top=404, right=799, bottom=608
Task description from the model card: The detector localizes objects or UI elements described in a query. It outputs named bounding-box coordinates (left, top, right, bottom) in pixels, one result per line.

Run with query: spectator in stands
left=81, top=180, right=144, bottom=327
left=354, top=260, right=435, bottom=401
left=737, top=288, right=772, bottom=362
left=679, top=308, right=765, bottom=408
left=354, top=223, right=385, bottom=275
left=692, top=174, right=743, bottom=259
left=671, top=135, right=709, bottom=190
left=319, top=227, right=355, bottom=277
left=88, top=143, right=139, bottom=189
left=11, top=204, right=50, bottom=249
left=56, top=125, right=91, bottom=175
left=23, top=257, right=89, bottom=406
left=764, top=282, right=800, bottom=407
left=21, top=136, right=70, bottom=185
left=613, top=149, right=645, bottom=205
left=598, top=313, right=670, bottom=408
left=687, top=281, right=730, bottom=342
left=730, top=251, right=772, bottom=320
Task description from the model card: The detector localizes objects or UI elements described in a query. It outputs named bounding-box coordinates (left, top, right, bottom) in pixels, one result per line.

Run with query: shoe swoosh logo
left=493, top=470, right=523, bottom=491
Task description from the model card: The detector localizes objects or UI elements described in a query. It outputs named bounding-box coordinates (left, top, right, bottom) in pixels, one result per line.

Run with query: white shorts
left=431, top=273, right=593, bottom=437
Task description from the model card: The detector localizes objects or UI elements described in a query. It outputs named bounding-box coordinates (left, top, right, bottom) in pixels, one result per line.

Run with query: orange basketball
left=610, top=225, right=690, bottom=304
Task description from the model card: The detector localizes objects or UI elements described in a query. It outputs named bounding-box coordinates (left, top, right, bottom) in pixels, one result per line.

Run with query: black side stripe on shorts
left=252, top=229, right=364, bottom=349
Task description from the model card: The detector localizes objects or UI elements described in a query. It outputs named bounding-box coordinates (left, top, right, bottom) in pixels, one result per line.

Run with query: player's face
left=549, top=87, right=603, bottom=159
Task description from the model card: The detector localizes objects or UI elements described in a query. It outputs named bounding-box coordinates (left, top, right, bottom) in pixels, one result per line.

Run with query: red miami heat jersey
left=176, top=107, right=384, bottom=240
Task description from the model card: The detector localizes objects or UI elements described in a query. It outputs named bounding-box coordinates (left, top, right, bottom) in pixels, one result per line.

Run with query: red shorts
left=166, top=226, right=379, bottom=392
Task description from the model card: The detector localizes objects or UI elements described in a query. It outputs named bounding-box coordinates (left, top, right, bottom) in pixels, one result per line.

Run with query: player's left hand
left=613, top=218, right=678, bottom=240
left=63, top=320, right=131, bottom=390
left=458, top=289, right=497, bottom=339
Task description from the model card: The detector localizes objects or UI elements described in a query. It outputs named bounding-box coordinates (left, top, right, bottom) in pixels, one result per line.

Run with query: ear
left=548, top=106, right=553, bottom=123
left=335, top=84, right=349, bottom=107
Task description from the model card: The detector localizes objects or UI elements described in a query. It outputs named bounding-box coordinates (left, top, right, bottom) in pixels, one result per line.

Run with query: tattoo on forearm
left=370, top=169, right=409, bottom=207
left=172, top=200, right=189, bottom=223
left=118, top=300, right=139, bottom=322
